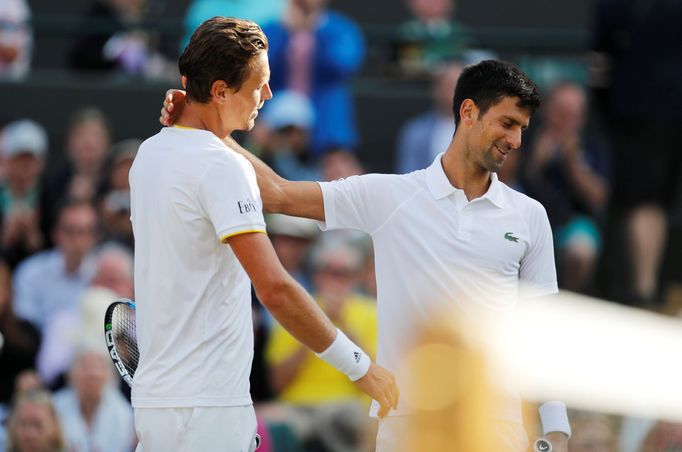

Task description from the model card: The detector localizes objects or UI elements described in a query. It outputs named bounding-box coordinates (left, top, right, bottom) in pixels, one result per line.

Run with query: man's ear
left=210, top=80, right=230, bottom=103
left=459, top=99, right=479, bottom=126
left=181, top=75, right=188, bottom=88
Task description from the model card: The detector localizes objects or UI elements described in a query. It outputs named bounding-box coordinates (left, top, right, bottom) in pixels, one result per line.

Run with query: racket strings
left=112, top=305, right=139, bottom=378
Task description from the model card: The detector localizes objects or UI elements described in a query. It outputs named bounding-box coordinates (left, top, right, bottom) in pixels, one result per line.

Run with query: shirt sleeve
left=318, top=174, right=401, bottom=234
left=12, top=259, right=41, bottom=327
left=519, top=202, right=559, bottom=299
left=197, top=155, right=266, bottom=242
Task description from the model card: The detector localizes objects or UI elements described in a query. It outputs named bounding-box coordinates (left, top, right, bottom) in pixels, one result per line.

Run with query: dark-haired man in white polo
left=161, top=59, right=570, bottom=451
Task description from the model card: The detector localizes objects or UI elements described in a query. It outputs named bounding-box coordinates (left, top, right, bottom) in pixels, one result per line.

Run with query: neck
left=176, top=101, right=231, bottom=139
left=79, top=395, right=100, bottom=426
left=441, top=135, right=492, bottom=201
left=63, top=253, right=82, bottom=274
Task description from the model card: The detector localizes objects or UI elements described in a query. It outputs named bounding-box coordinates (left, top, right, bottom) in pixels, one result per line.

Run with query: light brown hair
left=179, top=17, right=268, bottom=103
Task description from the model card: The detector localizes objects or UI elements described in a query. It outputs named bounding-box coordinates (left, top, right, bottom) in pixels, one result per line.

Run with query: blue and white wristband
left=539, top=401, right=572, bottom=439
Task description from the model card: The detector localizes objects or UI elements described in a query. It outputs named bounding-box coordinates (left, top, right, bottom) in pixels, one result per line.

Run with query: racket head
left=104, top=299, right=138, bottom=387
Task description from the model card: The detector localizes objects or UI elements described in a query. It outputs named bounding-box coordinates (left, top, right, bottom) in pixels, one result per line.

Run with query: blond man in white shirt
left=133, top=17, right=398, bottom=452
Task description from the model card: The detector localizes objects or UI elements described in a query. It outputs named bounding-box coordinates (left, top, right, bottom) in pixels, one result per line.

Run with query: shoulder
left=52, top=388, right=76, bottom=409
left=14, top=249, right=56, bottom=279
left=401, top=112, right=436, bottom=135
left=326, top=171, right=422, bottom=193
left=501, top=183, right=547, bottom=216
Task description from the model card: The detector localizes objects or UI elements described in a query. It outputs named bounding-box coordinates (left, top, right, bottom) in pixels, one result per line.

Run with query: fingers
left=355, top=364, right=400, bottom=418
left=377, top=400, right=391, bottom=419
left=165, top=94, right=174, bottom=112
left=377, top=374, right=399, bottom=418
left=160, top=98, right=172, bottom=126
left=392, top=376, right=400, bottom=409
left=159, top=111, right=170, bottom=127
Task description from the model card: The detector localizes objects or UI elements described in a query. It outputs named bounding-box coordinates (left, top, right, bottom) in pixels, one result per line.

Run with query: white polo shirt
left=129, top=127, right=265, bottom=408
left=319, top=153, right=557, bottom=419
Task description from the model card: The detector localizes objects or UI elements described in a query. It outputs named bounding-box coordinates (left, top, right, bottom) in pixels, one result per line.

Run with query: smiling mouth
left=495, top=145, right=508, bottom=157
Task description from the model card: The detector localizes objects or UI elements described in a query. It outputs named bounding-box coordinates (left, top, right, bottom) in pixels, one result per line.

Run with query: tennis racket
left=104, top=299, right=138, bottom=387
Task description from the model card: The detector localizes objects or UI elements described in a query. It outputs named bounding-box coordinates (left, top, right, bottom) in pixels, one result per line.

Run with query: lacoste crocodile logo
left=504, top=232, right=519, bottom=243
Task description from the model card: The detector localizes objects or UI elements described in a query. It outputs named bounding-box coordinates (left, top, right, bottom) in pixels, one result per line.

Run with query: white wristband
left=539, top=401, right=571, bottom=439
left=316, top=329, right=371, bottom=381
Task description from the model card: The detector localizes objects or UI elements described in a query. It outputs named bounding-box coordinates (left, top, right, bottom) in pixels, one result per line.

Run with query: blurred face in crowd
left=109, top=0, right=145, bottom=18
left=91, top=251, right=134, bottom=298
left=433, top=64, right=463, bottom=116
left=5, top=153, right=44, bottom=194
left=461, top=96, right=530, bottom=173
left=320, top=149, right=363, bottom=182
left=272, top=234, right=313, bottom=273
left=569, top=416, right=618, bottom=452
left=54, top=204, right=98, bottom=264
left=67, top=118, right=111, bottom=174
left=313, top=247, right=363, bottom=299
left=9, top=398, right=61, bottom=452
left=544, top=83, right=585, bottom=137
left=70, top=351, right=111, bottom=405
left=274, top=125, right=310, bottom=156
left=109, top=156, right=135, bottom=191
left=408, top=0, right=453, bottom=22
left=293, top=0, right=328, bottom=15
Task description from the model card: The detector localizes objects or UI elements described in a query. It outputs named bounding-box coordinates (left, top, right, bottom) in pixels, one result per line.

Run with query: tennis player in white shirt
left=131, top=17, right=398, bottom=452
left=161, top=59, right=570, bottom=451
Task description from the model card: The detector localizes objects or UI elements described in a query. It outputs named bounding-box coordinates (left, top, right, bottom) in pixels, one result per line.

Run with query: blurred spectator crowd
left=2, top=0, right=682, bottom=451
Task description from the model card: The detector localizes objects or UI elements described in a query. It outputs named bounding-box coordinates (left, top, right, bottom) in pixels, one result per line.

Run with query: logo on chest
left=504, top=232, right=519, bottom=243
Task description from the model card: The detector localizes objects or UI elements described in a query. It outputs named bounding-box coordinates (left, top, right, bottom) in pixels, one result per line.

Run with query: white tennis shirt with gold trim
left=319, top=153, right=558, bottom=421
left=129, top=127, right=265, bottom=408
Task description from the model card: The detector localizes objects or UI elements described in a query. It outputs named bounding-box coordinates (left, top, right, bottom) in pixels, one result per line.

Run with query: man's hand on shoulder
left=160, top=89, right=187, bottom=126
left=354, top=362, right=399, bottom=418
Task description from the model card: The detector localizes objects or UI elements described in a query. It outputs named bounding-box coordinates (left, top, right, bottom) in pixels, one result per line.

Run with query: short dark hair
left=452, top=60, right=541, bottom=127
left=179, top=17, right=268, bottom=103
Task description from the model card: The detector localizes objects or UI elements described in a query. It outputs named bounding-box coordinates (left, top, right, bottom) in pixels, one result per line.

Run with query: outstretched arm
left=161, top=90, right=325, bottom=221
left=223, top=135, right=325, bottom=221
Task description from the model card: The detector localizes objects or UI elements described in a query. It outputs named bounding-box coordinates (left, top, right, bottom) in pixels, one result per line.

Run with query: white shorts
left=134, top=405, right=258, bottom=452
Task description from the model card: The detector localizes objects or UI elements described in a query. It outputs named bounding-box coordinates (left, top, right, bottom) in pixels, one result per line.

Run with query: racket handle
left=533, top=437, right=552, bottom=452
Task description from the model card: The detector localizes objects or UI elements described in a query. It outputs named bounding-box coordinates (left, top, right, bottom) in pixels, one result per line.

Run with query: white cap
left=1, top=119, right=48, bottom=158
left=262, top=90, right=315, bottom=130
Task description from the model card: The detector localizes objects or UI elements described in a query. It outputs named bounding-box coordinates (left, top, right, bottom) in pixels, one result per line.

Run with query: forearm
left=258, top=278, right=336, bottom=354
left=565, top=158, right=609, bottom=212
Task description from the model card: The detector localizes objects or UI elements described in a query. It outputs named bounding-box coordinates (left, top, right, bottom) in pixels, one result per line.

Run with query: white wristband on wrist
left=316, top=328, right=371, bottom=381
left=539, top=401, right=571, bottom=439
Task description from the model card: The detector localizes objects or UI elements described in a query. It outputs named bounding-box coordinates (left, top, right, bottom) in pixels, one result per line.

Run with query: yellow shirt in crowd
left=265, top=295, right=378, bottom=405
